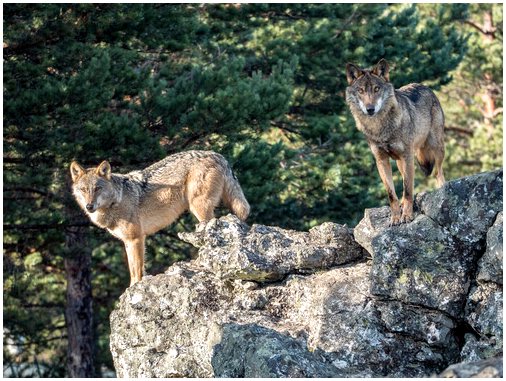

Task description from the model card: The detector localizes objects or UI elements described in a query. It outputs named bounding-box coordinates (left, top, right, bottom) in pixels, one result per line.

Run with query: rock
left=375, top=301, right=457, bottom=349
left=110, top=261, right=459, bottom=378
left=110, top=169, right=503, bottom=378
left=178, top=215, right=365, bottom=282
left=461, top=282, right=503, bottom=362
left=354, top=170, right=502, bottom=258
left=478, top=212, right=503, bottom=284
left=353, top=206, right=391, bottom=256
left=460, top=334, right=501, bottom=365
left=211, top=323, right=340, bottom=377
left=356, top=170, right=503, bottom=318
left=438, top=356, right=503, bottom=378
left=466, top=283, right=503, bottom=344
left=370, top=214, right=478, bottom=318
left=460, top=210, right=503, bottom=364
left=417, top=169, right=503, bottom=248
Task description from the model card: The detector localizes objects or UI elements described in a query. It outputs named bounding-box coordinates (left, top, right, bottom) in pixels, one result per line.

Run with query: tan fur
left=346, top=59, right=445, bottom=225
left=70, top=150, right=250, bottom=285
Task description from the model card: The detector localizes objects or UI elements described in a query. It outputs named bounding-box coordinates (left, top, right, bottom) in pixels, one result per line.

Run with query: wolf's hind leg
left=416, top=142, right=445, bottom=188
left=187, top=167, right=225, bottom=223
left=189, top=197, right=218, bottom=222
left=434, top=147, right=445, bottom=187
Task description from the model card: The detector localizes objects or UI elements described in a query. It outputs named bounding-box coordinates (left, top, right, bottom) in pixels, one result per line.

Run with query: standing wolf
left=70, top=150, right=250, bottom=285
left=345, top=59, right=445, bottom=225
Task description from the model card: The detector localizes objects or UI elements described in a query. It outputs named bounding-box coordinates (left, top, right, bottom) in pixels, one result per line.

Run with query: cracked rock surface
left=110, top=169, right=502, bottom=378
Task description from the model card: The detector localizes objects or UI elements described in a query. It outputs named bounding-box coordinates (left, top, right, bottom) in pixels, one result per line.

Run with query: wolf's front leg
left=397, top=155, right=415, bottom=223
left=124, top=236, right=145, bottom=286
left=372, top=149, right=401, bottom=225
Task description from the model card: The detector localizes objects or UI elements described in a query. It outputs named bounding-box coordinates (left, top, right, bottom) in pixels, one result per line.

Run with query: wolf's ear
left=96, top=161, right=111, bottom=179
left=70, top=161, right=85, bottom=182
left=346, top=63, right=364, bottom=85
left=372, top=59, right=390, bottom=82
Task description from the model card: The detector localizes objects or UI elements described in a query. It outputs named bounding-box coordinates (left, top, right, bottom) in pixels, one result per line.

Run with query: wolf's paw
left=389, top=204, right=402, bottom=226
left=400, top=200, right=414, bottom=223
left=389, top=213, right=401, bottom=226
left=195, top=221, right=207, bottom=232
left=400, top=210, right=414, bottom=224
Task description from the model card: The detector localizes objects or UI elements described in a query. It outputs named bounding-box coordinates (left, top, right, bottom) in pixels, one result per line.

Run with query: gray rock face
left=110, top=260, right=458, bottom=378
left=354, top=206, right=391, bottom=256
left=179, top=218, right=365, bottom=282
left=110, top=169, right=503, bottom=378
left=355, top=170, right=503, bottom=319
left=478, top=211, right=503, bottom=284
left=370, top=214, right=476, bottom=318
left=462, top=230, right=503, bottom=363
left=439, top=356, right=503, bottom=378
left=418, top=170, right=503, bottom=247
left=211, top=324, right=340, bottom=378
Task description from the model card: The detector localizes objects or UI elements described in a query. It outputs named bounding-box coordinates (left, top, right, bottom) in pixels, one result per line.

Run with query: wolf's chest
left=88, top=210, right=118, bottom=232
left=375, top=141, right=405, bottom=160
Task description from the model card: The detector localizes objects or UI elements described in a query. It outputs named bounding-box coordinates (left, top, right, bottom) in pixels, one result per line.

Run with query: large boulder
left=460, top=211, right=503, bottom=363
left=110, top=169, right=503, bottom=378
left=178, top=218, right=365, bottom=282
left=439, top=356, right=503, bottom=378
left=355, top=170, right=503, bottom=319
left=369, top=214, right=476, bottom=318
left=110, top=259, right=459, bottom=377
left=417, top=170, right=502, bottom=247
left=478, top=212, right=503, bottom=284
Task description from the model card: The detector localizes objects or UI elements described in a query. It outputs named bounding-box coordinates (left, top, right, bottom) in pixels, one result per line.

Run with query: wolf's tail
left=223, top=166, right=250, bottom=221
left=416, top=151, right=435, bottom=177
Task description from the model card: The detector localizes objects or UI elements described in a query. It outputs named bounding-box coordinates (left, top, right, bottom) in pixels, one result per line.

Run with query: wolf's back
left=140, top=151, right=250, bottom=220
left=141, top=151, right=214, bottom=184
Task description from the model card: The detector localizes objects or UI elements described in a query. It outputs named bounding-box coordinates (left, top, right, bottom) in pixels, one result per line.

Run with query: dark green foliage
left=436, top=4, right=503, bottom=178
left=4, top=3, right=500, bottom=377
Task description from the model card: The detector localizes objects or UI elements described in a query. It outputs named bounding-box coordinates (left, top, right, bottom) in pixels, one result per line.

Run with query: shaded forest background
left=3, top=3, right=502, bottom=377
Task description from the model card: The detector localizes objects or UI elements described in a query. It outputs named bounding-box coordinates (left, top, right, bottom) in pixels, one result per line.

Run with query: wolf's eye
left=374, top=86, right=379, bottom=93
left=358, top=88, right=364, bottom=94
left=94, top=185, right=102, bottom=192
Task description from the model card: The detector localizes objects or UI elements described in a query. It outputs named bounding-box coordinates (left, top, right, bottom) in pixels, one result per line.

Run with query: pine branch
left=464, top=19, right=490, bottom=35
left=445, top=125, right=474, bottom=136
left=270, top=120, right=303, bottom=135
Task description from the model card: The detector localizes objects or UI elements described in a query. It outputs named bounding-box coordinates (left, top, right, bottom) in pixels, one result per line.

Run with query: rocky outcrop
left=439, top=356, right=503, bottom=378
left=110, top=169, right=503, bottom=378
left=178, top=219, right=365, bottom=282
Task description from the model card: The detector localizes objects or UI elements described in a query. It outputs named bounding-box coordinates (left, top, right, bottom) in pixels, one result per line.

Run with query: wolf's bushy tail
left=416, top=155, right=435, bottom=177
left=223, top=167, right=250, bottom=221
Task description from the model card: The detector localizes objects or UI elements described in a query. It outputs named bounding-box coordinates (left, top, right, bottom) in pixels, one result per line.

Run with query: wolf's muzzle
left=86, top=203, right=96, bottom=212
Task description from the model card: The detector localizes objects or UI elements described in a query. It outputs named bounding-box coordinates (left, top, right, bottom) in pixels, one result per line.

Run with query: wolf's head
left=345, top=59, right=395, bottom=117
left=70, top=161, right=116, bottom=213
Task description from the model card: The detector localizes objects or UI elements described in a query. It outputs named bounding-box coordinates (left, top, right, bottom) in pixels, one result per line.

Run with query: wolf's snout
left=86, top=203, right=96, bottom=212
left=366, top=106, right=375, bottom=115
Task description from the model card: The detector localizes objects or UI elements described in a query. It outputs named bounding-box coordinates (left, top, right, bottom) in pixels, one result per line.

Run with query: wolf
left=345, top=58, right=445, bottom=225
left=70, top=150, right=250, bottom=285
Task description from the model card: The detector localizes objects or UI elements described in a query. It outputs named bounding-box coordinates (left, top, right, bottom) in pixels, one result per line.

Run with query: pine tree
left=437, top=4, right=503, bottom=179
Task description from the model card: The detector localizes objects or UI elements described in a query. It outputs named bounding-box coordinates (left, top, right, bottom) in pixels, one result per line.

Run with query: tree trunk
left=64, top=217, right=94, bottom=377
left=481, top=10, right=495, bottom=42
